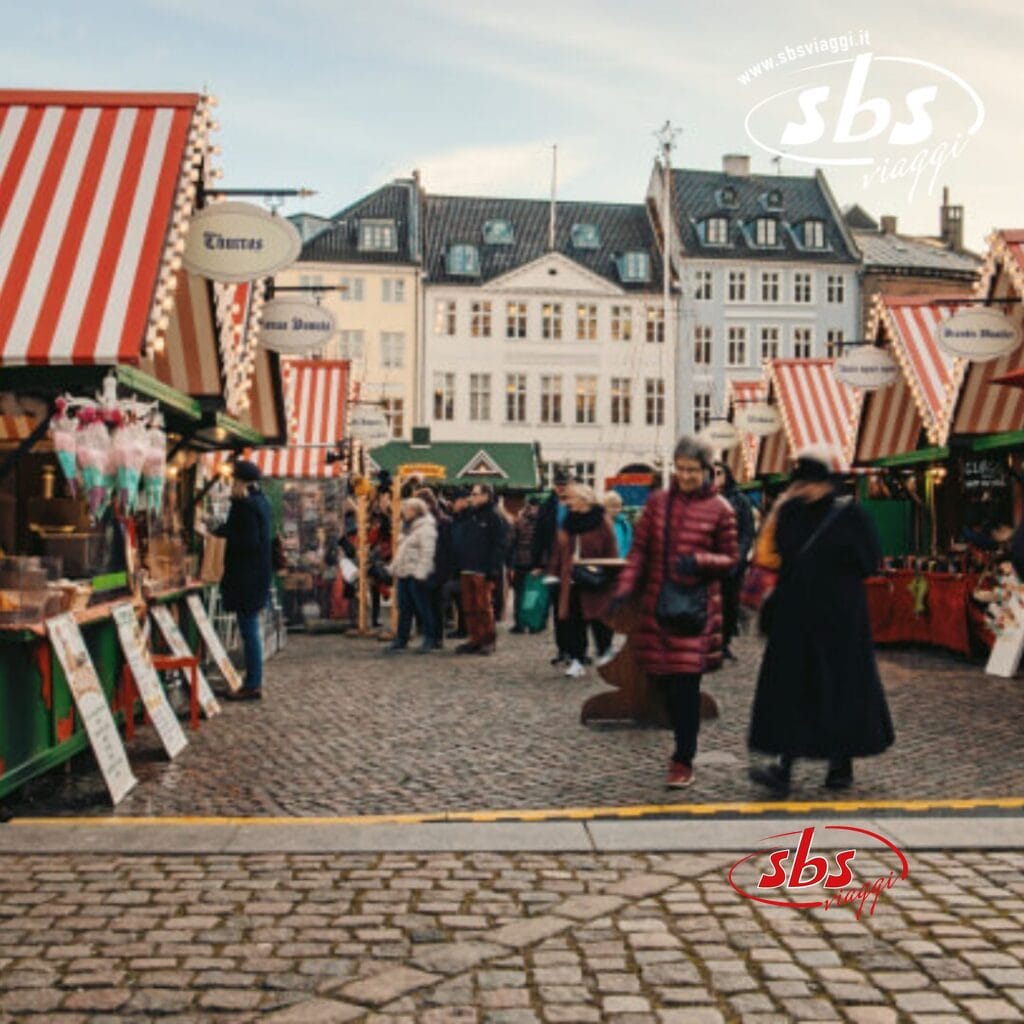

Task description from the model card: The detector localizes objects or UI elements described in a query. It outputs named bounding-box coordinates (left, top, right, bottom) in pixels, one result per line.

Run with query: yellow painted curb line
left=13, top=796, right=1024, bottom=828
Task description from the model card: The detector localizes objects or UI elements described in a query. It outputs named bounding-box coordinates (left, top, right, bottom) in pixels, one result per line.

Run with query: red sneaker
left=666, top=760, right=694, bottom=789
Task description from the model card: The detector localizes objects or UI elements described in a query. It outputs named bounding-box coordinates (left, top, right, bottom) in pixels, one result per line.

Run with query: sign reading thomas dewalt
left=46, top=613, right=138, bottom=805
left=186, top=594, right=243, bottom=693
left=111, top=603, right=188, bottom=759
left=150, top=605, right=221, bottom=718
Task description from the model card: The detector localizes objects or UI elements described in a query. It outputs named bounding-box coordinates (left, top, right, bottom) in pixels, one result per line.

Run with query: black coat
left=453, top=503, right=508, bottom=576
left=531, top=493, right=561, bottom=569
left=723, top=485, right=756, bottom=573
left=428, top=511, right=454, bottom=588
left=748, top=493, right=895, bottom=759
left=217, top=488, right=273, bottom=615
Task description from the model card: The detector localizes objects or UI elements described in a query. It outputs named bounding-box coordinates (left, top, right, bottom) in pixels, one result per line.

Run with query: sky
left=4, top=0, right=1023, bottom=250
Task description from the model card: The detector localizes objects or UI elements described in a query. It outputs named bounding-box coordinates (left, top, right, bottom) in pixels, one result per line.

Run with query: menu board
left=963, top=456, right=1009, bottom=493
left=150, top=605, right=221, bottom=718
left=45, top=613, right=138, bottom=805
left=186, top=594, right=242, bottom=692
left=110, top=603, right=188, bottom=758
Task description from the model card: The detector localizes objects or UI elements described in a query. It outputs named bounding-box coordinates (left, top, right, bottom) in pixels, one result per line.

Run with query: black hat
left=233, top=460, right=262, bottom=482
left=553, top=467, right=571, bottom=485
left=791, top=446, right=839, bottom=482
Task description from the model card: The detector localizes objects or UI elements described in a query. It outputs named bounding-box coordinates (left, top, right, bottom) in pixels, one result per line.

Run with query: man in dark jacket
left=531, top=469, right=574, bottom=663
left=455, top=483, right=508, bottom=654
left=713, top=462, right=755, bottom=659
left=445, top=488, right=471, bottom=638
left=215, top=460, right=273, bottom=700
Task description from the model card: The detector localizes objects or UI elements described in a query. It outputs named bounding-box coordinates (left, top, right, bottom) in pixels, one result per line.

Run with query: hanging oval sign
left=258, top=299, right=336, bottom=354
left=348, top=404, right=392, bottom=447
left=182, top=201, right=302, bottom=283
left=834, top=346, right=901, bottom=390
left=735, top=402, right=782, bottom=437
left=934, top=308, right=1022, bottom=362
left=699, top=420, right=740, bottom=450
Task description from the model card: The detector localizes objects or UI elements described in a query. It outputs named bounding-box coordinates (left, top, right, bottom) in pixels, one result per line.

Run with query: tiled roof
left=854, top=230, right=981, bottom=275
left=424, top=196, right=663, bottom=289
left=299, top=181, right=419, bottom=265
left=670, top=168, right=859, bottom=264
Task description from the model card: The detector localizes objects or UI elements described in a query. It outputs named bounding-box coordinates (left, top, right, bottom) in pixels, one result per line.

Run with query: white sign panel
left=985, top=571, right=1024, bottom=678
left=735, top=403, right=782, bottom=437
left=259, top=299, right=336, bottom=354
left=111, top=603, right=188, bottom=759
left=935, top=308, right=1021, bottom=362
left=349, top=405, right=391, bottom=447
left=45, top=613, right=138, bottom=805
left=699, top=420, right=740, bottom=450
left=186, top=594, right=242, bottom=693
left=150, top=605, right=221, bottom=718
left=834, top=346, right=901, bottom=390
left=183, top=201, right=302, bottom=283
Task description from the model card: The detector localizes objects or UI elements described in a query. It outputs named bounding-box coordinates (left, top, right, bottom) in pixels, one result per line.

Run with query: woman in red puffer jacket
left=611, top=435, right=738, bottom=790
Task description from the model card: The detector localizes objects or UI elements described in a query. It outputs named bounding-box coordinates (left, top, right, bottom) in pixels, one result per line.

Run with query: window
left=505, top=374, right=527, bottom=423
left=469, top=373, right=491, bottom=421
left=339, top=276, right=364, bottom=301
left=646, top=306, right=665, bottom=343
left=506, top=301, right=527, bottom=339
left=616, top=251, right=651, bottom=282
left=728, top=270, right=747, bottom=302
left=727, top=326, right=748, bottom=366
left=695, top=270, right=713, bottom=300
left=574, top=462, right=596, bottom=488
left=336, top=330, right=364, bottom=360
left=576, top=303, right=597, bottom=341
left=803, top=220, right=826, bottom=248
left=760, top=326, right=780, bottom=362
left=694, top=325, right=712, bottom=366
left=755, top=218, right=778, bottom=246
left=705, top=218, right=729, bottom=244
left=761, top=271, right=780, bottom=303
left=716, top=186, right=738, bottom=209
left=359, top=219, right=397, bottom=252
left=827, top=274, right=845, bottom=303
left=793, top=272, right=813, bottom=303
left=610, top=378, right=632, bottom=425
left=380, top=332, right=404, bottom=368
left=540, top=375, right=562, bottom=424
left=381, top=277, right=405, bottom=303
left=471, top=301, right=492, bottom=338
left=826, top=329, right=845, bottom=357
left=433, top=373, right=455, bottom=421
left=611, top=304, right=633, bottom=341
left=571, top=223, right=601, bottom=249
left=446, top=244, right=480, bottom=276
left=382, top=397, right=404, bottom=439
left=694, top=392, right=711, bottom=432
left=542, top=303, right=563, bottom=340
left=435, top=299, right=456, bottom=335
left=645, top=379, right=665, bottom=426
left=575, top=376, right=597, bottom=424
left=483, top=219, right=514, bottom=245
left=793, top=327, right=813, bottom=358
left=299, top=274, right=323, bottom=289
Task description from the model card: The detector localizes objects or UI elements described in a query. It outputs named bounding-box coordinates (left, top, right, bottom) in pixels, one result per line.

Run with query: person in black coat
left=215, top=460, right=273, bottom=700
left=713, top=461, right=755, bottom=659
left=531, top=469, right=573, bottom=663
left=748, top=448, right=894, bottom=794
left=454, top=483, right=509, bottom=654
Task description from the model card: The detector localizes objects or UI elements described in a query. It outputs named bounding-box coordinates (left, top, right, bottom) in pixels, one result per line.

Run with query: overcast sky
left=5, top=0, right=1022, bottom=250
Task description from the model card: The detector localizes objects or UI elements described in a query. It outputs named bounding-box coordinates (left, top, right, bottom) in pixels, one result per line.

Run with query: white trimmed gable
left=457, top=450, right=508, bottom=479
left=488, top=252, right=624, bottom=296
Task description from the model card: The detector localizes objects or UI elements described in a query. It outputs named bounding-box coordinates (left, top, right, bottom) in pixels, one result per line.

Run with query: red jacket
left=614, top=482, right=738, bottom=675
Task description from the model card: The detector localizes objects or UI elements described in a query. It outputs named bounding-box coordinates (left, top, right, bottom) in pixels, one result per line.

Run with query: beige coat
left=390, top=515, right=438, bottom=581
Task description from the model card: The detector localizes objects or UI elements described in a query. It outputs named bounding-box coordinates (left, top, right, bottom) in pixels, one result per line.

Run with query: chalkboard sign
left=963, top=456, right=1008, bottom=492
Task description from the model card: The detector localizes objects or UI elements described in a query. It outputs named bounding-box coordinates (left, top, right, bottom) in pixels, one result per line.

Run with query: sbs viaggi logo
left=728, top=825, right=910, bottom=919
left=739, top=36, right=984, bottom=200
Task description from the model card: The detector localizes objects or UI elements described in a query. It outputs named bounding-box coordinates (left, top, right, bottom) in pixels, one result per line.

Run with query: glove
left=676, top=554, right=698, bottom=576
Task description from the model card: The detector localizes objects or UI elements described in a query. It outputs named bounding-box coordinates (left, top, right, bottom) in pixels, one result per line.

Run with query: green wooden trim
left=215, top=412, right=263, bottom=447
left=114, top=366, right=202, bottom=421
left=971, top=431, right=1024, bottom=453
left=872, top=446, right=949, bottom=468
left=91, top=571, right=128, bottom=593
left=0, top=732, right=91, bottom=800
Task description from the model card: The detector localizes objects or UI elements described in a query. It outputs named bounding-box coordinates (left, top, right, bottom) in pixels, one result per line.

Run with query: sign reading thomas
left=699, top=420, right=740, bottom=450
left=183, top=201, right=302, bottom=283
left=935, top=308, right=1021, bottom=361
left=259, top=299, right=336, bottom=354
left=736, top=402, right=782, bottom=437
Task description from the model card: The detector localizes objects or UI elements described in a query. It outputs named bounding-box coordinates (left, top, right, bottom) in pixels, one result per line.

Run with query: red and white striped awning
left=238, top=346, right=285, bottom=445
left=0, top=90, right=209, bottom=366
left=251, top=359, right=350, bottom=478
left=0, top=413, right=38, bottom=442
left=855, top=371, right=924, bottom=463
left=726, top=378, right=767, bottom=482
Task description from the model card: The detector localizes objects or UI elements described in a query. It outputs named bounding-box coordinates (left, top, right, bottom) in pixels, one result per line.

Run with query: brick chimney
left=940, top=186, right=964, bottom=251
left=722, top=154, right=751, bottom=177
left=879, top=215, right=898, bottom=234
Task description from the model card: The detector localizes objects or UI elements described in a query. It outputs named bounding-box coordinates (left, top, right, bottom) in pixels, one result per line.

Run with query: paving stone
left=958, top=998, right=1024, bottom=1021
left=413, top=942, right=506, bottom=975
left=338, top=966, right=441, bottom=1005
left=892, top=990, right=960, bottom=1013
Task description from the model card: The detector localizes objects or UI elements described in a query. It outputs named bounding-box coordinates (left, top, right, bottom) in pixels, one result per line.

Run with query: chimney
left=879, top=215, right=898, bottom=234
left=940, top=186, right=964, bottom=251
left=722, top=154, right=751, bottom=177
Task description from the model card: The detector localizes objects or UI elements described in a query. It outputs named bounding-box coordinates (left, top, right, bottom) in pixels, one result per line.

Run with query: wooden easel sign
left=185, top=594, right=242, bottom=692
left=45, top=613, right=138, bottom=805
left=111, top=603, right=188, bottom=758
left=150, top=605, right=221, bottom=717
left=985, top=572, right=1024, bottom=678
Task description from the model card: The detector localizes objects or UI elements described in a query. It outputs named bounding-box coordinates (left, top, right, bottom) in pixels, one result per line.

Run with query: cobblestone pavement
left=3, top=846, right=1024, bottom=1022
left=7, top=626, right=1024, bottom=817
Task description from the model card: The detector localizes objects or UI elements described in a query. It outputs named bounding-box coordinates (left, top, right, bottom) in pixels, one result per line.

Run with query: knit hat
left=792, top=445, right=844, bottom=481
left=233, top=460, right=262, bottom=482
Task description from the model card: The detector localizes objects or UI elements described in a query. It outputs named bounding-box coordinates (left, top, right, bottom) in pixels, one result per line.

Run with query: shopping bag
left=520, top=573, right=551, bottom=632
left=200, top=535, right=226, bottom=584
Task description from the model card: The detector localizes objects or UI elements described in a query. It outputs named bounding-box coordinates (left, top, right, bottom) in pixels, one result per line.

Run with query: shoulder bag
left=654, top=493, right=707, bottom=636
left=571, top=534, right=610, bottom=590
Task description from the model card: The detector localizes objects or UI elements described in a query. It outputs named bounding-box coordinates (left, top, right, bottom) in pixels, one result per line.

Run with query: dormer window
left=715, top=186, right=739, bottom=209
left=446, top=244, right=480, bottom=276
left=704, top=217, right=730, bottom=245
left=754, top=218, right=778, bottom=246
left=359, top=218, right=397, bottom=252
left=803, top=219, right=826, bottom=248
left=483, top=219, right=514, bottom=245
left=761, top=189, right=784, bottom=211
left=571, top=223, right=601, bottom=249
left=616, top=251, right=651, bottom=283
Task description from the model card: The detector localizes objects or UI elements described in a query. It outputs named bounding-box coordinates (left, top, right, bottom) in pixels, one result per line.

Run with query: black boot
left=825, top=757, right=853, bottom=790
left=750, top=755, right=793, bottom=796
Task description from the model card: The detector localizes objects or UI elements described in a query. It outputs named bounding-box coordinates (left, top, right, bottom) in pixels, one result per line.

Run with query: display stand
left=985, top=570, right=1024, bottom=677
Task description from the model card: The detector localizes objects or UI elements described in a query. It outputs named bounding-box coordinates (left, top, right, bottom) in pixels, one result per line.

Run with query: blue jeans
left=396, top=577, right=437, bottom=647
left=236, top=611, right=263, bottom=691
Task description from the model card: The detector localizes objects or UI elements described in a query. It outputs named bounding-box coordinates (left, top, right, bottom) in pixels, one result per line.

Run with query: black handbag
left=571, top=535, right=609, bottom=590
left=654, top=493, right=707, bottom=636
